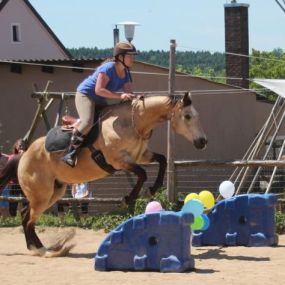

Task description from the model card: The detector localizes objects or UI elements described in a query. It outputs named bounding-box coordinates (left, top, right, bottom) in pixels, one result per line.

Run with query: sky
left=29, top=0, right=285, bottom=53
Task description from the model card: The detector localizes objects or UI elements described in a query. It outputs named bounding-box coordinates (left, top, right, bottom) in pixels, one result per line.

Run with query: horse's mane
left=101, top=95, right=174, bottom=116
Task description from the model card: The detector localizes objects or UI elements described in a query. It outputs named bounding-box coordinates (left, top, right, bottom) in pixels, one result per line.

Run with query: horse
left=1, top=92, right=207, bottom=257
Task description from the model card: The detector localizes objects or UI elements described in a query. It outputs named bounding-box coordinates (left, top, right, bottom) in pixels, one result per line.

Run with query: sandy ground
left=0, top=227, right=284, bottom=285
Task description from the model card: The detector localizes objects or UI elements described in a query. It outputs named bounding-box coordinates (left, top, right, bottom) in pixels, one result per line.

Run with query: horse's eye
left=184, top=114, right=191, bottom=120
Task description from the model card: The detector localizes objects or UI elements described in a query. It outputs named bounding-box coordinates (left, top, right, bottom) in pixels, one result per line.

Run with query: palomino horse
left=10, top=92, right=207, bottom=257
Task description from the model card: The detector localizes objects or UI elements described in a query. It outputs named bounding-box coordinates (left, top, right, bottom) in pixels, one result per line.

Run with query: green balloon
left=191, top=216, right=204, bottom=230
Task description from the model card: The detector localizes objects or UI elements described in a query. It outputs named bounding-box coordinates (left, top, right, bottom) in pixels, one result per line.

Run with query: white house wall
left=0, top=0, right=68, bottom=60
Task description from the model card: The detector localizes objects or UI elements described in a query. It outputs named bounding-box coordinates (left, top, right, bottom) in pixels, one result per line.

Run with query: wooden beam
left=175, top=159, right=285, bottom=167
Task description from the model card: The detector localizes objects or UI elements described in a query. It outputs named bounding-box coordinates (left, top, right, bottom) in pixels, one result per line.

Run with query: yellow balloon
left=184, top=192, right=199, bottom=204
left=198, top=190, right=215, bottom=209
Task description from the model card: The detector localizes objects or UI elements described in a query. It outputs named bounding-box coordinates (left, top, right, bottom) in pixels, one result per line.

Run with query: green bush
left=275, top=211, right=285, bottom=234
left=1, top=190, right=285, bottom=235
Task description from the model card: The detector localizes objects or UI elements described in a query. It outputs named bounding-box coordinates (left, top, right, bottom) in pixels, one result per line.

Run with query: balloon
left=201, top=214, right=210, bottom=231
left=219, top=181, right=235, bottom=199
left=191, top=216, right=204, bottom=230
left=181, top=199, right=204, bottom=218
left=184, top=192, right=199, bottom=204
left=198, top=190, right=215, bottom=209
left=145, top=201, right=163, bottom=213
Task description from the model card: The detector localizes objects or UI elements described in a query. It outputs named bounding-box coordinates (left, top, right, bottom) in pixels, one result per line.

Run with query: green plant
left=1, top=191, right=285, bottom=235
left=275, top=211, right=285, bottom=234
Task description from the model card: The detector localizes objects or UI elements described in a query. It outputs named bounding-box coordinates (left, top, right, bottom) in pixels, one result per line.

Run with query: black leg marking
left=149, top=153, right=167, bottom=196
left=124, top=164, right=147, bottom=207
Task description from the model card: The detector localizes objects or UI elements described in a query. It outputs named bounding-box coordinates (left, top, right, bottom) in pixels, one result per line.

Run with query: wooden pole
left=265, top=138, right=285, bottom=193
left=247, top=106, right=285, bottom=193
left=167, top=39, right=176, bottom=202
left=23, top=81, right=53, bottom=143
left=175, top=159, right=285, bottom=167
left=235, top=97, right=285, bottom=195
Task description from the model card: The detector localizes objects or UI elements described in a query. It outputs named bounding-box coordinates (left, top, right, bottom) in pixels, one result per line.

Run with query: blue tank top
left=77, top=61, right=131, bottom=105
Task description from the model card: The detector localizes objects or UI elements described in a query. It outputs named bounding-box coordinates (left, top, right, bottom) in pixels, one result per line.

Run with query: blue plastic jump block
left=192, top=194, right=278, bottom=247
left=95, top=211, right=195, bottom=272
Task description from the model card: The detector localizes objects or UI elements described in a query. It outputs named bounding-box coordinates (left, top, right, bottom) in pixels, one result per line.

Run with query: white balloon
left=219, top=181, right=235, bottom=199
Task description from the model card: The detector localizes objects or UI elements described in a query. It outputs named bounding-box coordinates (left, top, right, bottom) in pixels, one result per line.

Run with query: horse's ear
left=182, top=92, right=192, bottom=106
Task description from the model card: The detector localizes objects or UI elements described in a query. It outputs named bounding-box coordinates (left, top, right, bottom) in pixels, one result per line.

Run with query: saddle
left=44, top=112, right=117, bottom=174
left=61, top=115, right=80, bottom=131
left=45, top=115, right=99, bottom=152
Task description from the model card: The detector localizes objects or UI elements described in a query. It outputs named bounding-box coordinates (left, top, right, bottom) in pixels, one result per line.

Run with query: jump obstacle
left=95, top=210, right=195, bottom=272
left=94, top=194, right=278, bottom=272
left=192, top=193, right=278, bottom=246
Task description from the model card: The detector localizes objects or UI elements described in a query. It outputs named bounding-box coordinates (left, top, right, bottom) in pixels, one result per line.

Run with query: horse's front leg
left=139, top=151, right=167, bottom=196
left=148, top=153, right=167, bottom=195
left=124, top=164, right=147, bottom=207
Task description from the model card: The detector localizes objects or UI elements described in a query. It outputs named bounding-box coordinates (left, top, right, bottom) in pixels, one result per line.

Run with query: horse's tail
left=0, top=155, right=21, bottom=194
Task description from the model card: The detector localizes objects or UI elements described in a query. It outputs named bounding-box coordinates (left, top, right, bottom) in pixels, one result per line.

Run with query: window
left=42, top=65, right=54, bottom=74
left=11, top=24, right=21, bottom=43
left=10, top=64, right=22, bottom=74
left=72, top=62, right=84, bottom=73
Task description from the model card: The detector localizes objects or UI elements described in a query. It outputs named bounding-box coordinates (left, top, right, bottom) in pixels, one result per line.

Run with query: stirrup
left=62, top=150, right=78, bottom=167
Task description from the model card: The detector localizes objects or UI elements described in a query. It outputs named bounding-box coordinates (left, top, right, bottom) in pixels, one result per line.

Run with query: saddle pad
left=45, top=126, right=72, bottom=152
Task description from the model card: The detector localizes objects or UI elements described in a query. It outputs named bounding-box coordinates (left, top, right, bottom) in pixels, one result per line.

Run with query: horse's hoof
left=44, top=244, right=75, bottom=258
left=139, top=188, right=152, bottom=199
left=121, top=196, right=136, bottom=212
left=121, top=196, right=129, bottom=208
left=30, top=246, right=47, bottom=257
left=149, top=186, right=158, bottom=196
left=121, top=201, right=128, bottom=208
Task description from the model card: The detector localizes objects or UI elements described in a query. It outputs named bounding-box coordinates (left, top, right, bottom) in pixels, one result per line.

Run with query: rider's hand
left=121, top=93, right=136, bottom=101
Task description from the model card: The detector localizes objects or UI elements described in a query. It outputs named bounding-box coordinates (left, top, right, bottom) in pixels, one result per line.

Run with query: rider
left=63, top=41, right=138, bottom=167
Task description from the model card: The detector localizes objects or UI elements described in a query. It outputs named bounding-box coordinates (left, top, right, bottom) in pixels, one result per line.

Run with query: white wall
left=0, top=0, right=68, bottom=60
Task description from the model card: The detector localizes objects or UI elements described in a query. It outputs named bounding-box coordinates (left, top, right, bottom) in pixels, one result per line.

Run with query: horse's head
left=170, top=92, right=207, bottom=149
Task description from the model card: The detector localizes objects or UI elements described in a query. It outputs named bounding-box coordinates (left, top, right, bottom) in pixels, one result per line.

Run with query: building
left=0, top=0, right=277, bottom=201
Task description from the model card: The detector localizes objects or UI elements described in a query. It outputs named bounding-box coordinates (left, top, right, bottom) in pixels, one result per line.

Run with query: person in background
left=63, top=41, right=138, bottom=167
left=71, top=182, right=89, bottom=214
left=3, top=139, right=27, bottom=217
left=0, top=186, right=9, bottom=216
left=0, top=150, right=8, bottom=172
left=0, top=151, right=9, bottom=215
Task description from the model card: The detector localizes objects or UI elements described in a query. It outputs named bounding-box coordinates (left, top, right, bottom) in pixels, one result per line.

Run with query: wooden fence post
left=167, top=39, right=176, bottom=202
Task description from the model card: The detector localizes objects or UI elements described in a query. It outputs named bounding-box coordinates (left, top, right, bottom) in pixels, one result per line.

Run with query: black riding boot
left=62, top=130, right=85, bottom=167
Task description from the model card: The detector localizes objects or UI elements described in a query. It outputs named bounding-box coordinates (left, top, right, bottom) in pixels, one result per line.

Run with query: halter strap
left=116, top=57, right=133, bottom=82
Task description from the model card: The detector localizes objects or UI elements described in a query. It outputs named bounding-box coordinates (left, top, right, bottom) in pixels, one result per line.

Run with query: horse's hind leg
left=20, top=176, right=58, bottom=255
left=21, top=199, right=51, bottom=256
left=44, top=182, right=76, bottom=254
left=21, top=204, right=44, bottom=251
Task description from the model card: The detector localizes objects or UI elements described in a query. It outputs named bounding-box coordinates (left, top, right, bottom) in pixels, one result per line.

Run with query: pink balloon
left=145, top=201, right=163, bottom=213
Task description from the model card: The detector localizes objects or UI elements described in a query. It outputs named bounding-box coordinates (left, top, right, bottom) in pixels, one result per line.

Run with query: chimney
left=224, top=1, right=250, bottom=89
left=113, top=25, right=120, bottom=47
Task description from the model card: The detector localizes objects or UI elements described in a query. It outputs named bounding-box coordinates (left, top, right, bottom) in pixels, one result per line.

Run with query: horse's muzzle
left=194, top=137, right=208, bottom=149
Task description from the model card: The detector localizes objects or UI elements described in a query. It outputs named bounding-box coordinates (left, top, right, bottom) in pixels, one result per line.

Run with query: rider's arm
left=95, top=73, right=135, bottom=101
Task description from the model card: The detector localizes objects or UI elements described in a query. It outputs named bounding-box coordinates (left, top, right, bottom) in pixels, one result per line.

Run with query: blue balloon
left=181, top=199, right=204, bottom=218
left=201, top=214, right=210, bottom=231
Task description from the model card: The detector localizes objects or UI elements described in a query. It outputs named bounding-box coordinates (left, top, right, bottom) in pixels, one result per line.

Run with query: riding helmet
left=113, top=41, right=138, bottom=57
